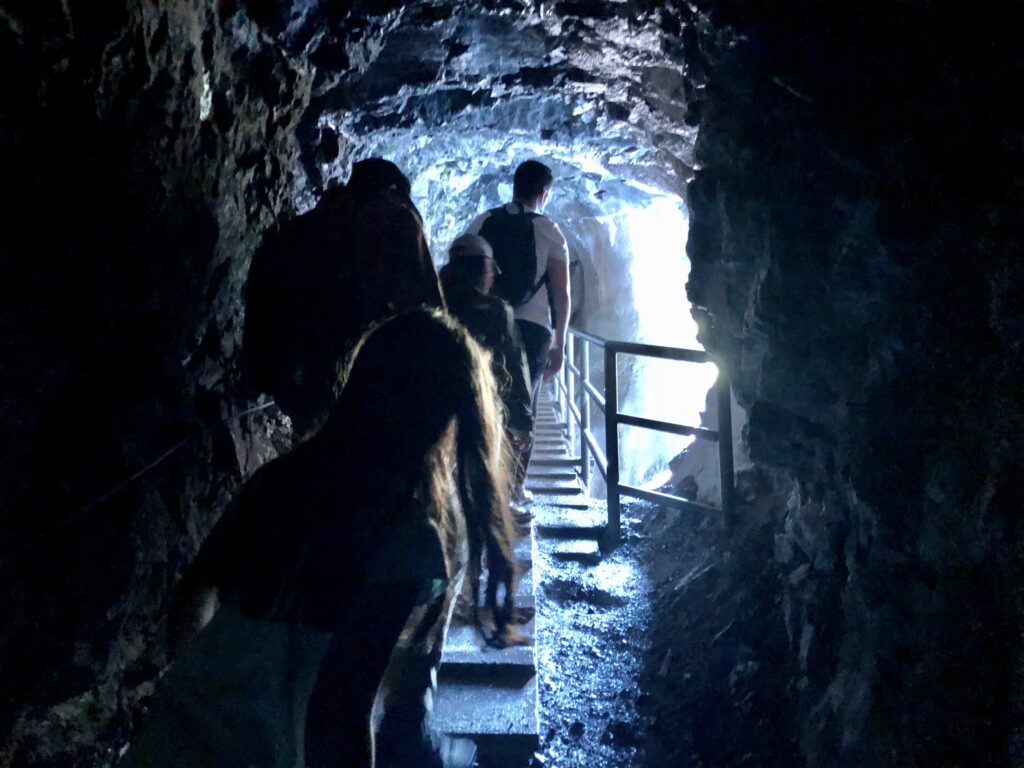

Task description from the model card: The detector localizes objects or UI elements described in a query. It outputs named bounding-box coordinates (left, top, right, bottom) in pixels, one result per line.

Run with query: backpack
left=478, top=203, right=547, bottom=307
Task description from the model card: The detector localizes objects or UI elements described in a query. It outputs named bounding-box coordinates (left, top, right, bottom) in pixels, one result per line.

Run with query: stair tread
left=524, top=471, right=579, bottom=481
left=529, top=457, right=580, bottom=467
left=441, top=622, right=536, bottom=671
left=526, top=486, right=585, bottom=497
left=433, top=677, right=539, bottom=738
left=550, top=538, right=602, bottom=563
left=534, top=506, right=605, bottom=538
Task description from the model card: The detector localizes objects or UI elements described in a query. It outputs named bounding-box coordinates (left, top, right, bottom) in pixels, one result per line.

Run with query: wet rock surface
left=535, top=501, right=653, bottom=768
left=681, top=2, right=1024, bottom=765
left=537, top=492, right=797, bottom=768
left=1, top=2, right=310, bottom=763
left=1, top=0, right=1022, bottom=765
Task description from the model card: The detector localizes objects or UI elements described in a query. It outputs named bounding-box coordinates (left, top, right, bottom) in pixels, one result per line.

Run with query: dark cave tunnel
left=1, top=1, right=1022, bottom=766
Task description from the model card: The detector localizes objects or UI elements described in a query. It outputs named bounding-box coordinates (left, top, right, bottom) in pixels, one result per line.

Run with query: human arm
left=544, top=254, right=570, bottom=379
left=166, top=502, right=239, bottom=654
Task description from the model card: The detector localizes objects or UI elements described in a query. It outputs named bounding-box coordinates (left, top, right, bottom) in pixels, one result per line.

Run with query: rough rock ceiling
left=269, top=1, right=701, bottom=203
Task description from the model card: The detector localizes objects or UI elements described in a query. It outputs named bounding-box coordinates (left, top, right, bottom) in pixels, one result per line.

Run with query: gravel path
left=534, top=500, right=677, bottom=767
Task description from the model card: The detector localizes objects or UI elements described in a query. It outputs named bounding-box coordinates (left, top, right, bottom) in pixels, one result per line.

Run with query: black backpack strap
left=483, top=204, right=548, bottom=307
left=520, top=208, right=547, bottom=302
left=525, top=268, right=548, bottom=303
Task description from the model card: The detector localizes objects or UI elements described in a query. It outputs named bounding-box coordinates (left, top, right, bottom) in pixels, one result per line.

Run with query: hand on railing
left=543, top=342, right=564, bottom=380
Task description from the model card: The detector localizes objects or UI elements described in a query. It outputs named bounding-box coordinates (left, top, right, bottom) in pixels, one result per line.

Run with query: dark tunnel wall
left=0, top=1, right=1022, bottom=765
left=680, top=1, right=1024, bottom=764
left=0, top=3, right=309, bottom=761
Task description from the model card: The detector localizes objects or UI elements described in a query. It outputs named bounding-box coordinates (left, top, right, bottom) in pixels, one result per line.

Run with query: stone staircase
left=432, top=384, right=604, bottom=766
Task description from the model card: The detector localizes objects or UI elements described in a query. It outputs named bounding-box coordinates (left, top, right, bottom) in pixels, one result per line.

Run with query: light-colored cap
left=449, top=232, right=494, bottom=260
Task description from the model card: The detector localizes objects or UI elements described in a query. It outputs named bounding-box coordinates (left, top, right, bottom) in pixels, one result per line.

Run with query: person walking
left=440, top=233, right=533, bottom=519
left=465, top=160, right=571, bottom=507
left=243, top=158, right=443, bottom=437
left=125, top=309, right=517, bottom=768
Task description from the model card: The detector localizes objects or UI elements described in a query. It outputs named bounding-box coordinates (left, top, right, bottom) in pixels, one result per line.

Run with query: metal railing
left=551, top=328, right=735, bottom=550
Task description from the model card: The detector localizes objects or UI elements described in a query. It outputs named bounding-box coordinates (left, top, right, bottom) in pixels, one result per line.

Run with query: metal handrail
left=552, top=328, right=735, bottom=551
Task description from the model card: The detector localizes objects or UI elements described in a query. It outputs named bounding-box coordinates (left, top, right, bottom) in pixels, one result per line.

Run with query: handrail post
left=603, top=345, right=620, bottom=551
left=553, top=352, right=563, bottom=414
left=565, top=334, right=575, bottom=442
left=579, top=338, right=591, bottom=491
left=715, top=365, right=736, bottom=531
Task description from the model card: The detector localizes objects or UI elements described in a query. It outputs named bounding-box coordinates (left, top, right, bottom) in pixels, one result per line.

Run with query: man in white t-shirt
left=465, top=160, right=571, bottom=505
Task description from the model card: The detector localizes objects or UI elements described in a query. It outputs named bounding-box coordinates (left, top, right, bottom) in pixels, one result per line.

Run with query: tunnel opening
left=321, top=128, right=721, bottom=500
left=302, top=137, right=729, bottom=765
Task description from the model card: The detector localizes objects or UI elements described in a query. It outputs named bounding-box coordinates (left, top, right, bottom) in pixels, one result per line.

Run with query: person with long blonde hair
left=125, top=308, right=517, bottom=768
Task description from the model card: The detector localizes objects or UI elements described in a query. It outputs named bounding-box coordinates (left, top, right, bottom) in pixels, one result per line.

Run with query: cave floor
left=537, top=495, right=802, bottom=768
left=534, top=498, right=655, bottom=767
left=526, top=386, right=709, bottom=768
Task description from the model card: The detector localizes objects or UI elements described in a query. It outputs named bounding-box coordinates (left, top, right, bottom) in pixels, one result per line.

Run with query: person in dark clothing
left=440, top=233, right=533, bottom=512
left=243, top=158, right=443, bottom=437
left=125, top=309, right=517, bottom=768
left=465, top=160, right=571, bottom=506
left=440, top=234, right=536, bottom=518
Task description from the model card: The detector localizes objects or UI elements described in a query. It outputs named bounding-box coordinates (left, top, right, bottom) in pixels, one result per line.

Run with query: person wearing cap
left=440, top=234, right=533, bottom=513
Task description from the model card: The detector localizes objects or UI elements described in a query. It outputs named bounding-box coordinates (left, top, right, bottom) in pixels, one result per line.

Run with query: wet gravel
left=531, top=477, right=799, bottom=768
left=534, top=500, right=686, bottom=768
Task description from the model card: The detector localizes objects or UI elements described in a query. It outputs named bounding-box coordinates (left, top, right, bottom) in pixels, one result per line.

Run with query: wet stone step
left=440, top=621, right=536, bottom=678
left=534, top=501, right=593, bottom=516
left=529, top=452, right=573, bottom=463
left=432, top=676, right=539, bottom=740
left=533, top=506, right=605, bottom=539
left=530, top=447, right=570, bottom=456
left=533, top=444, right=568, bottom=453
left=550, top=538, right=602, bottom=564
left=526, top=475, right=579, bottom=489
left=526, top=486, right=585, bottom=497
left=529, top=457, right=579, bottom=468
left=524, top=471, right=579, bottom=482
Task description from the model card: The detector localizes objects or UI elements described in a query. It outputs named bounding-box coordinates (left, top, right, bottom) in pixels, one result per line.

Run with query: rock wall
left=682, top=1, right=1024, bottom=763
left=0, top=3, right=311, bottom=763
left=2, top=1, right=1020, bottom=765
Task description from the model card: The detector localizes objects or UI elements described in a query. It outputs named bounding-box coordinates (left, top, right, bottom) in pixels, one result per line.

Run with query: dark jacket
left=446, top=293, right=532, bottom=432
left=243, top=187, right=443, bottom=432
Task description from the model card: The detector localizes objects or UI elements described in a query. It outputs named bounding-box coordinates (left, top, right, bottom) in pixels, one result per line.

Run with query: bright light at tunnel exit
left=620, top=197, right=719, bottom=490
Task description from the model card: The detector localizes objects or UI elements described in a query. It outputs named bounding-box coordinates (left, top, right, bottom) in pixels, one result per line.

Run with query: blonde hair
left=322, top=308, right=517, bottom=637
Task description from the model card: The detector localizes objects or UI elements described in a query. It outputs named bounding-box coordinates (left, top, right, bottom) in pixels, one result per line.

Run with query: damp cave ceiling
left=277, top=1, right=700, bottom=218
